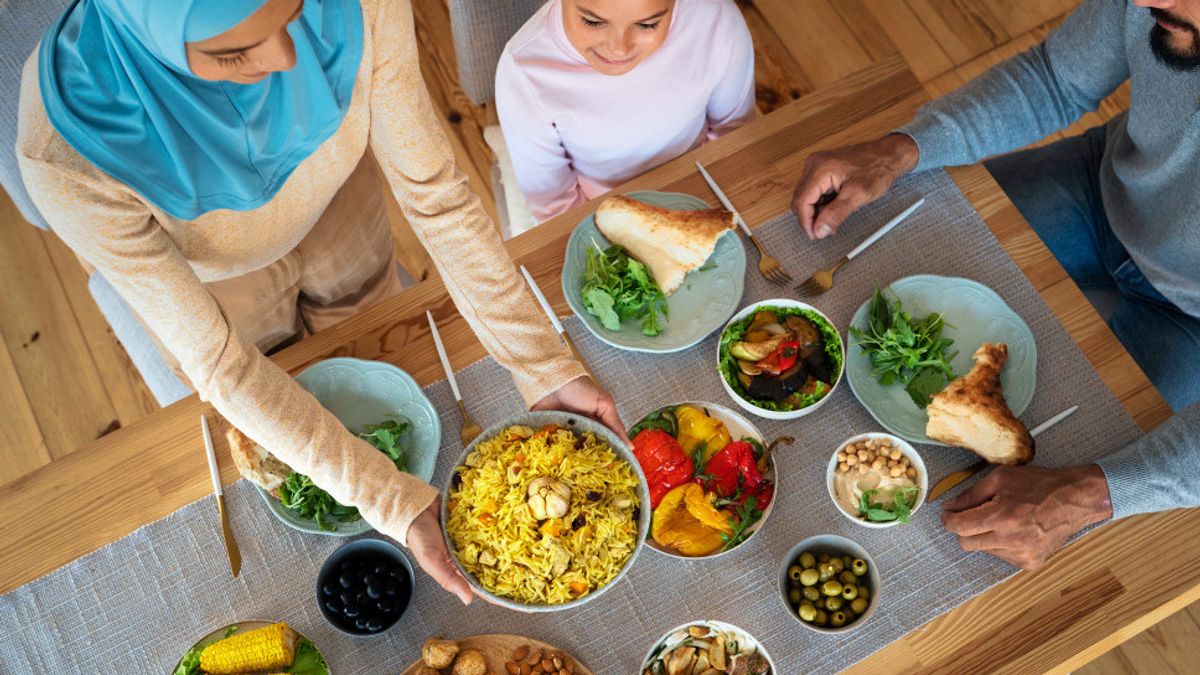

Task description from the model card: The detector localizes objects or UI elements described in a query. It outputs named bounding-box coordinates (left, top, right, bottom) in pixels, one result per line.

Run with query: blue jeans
left=984, top=125, right=1200, bottom=411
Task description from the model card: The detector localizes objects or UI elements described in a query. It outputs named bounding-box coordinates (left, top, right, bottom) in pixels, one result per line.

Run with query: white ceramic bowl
left=779, top=534, right=881, bottom=634
left=716, top=299, right=845, bottom=420
left=826, top=432, right=927, bottom=529
left=440, top=411, right=650, bottom=613
left=642, top=620, right=778, bottom=673
left=636, top=402, right=779, bottom=560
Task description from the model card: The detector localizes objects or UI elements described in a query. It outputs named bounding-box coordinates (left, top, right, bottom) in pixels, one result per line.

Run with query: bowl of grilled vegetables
left=717, top=300, right=844, bottom=420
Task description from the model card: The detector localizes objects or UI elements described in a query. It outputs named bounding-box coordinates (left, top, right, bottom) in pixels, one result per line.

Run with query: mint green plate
left=256, top=357, right=441, bottom=536
left=845, top=275, right=1037, bottom=446
left=562, top=191, right=746, bottom=353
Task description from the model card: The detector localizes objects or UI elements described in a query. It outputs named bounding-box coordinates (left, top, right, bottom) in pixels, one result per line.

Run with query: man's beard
left=1150, top=8, right=1200, bottom=71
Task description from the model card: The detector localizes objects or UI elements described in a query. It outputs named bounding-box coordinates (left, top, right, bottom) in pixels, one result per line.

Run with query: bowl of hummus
left=826, top=433, right=927, bottom=528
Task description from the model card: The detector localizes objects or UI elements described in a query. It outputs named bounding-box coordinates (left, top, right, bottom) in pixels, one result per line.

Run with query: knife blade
left=520, top=264, right=598, bottom=384
left=695, top=160, right=753, bottom=239
left=927, top=405, right=1079, bottom=502
left=201, top=415, right=241, bottom=578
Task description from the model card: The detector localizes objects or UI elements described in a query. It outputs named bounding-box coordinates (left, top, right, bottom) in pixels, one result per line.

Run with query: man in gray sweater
left=792, top=0, right=1200, bottom=570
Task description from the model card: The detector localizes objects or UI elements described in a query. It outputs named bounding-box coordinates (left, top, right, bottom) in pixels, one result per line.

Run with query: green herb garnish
left=581, top=243, right=669, bottom=336
left=277, top=418, right=410, bottom=530
left=858, top=485, right=921, bottom=524
left=629, top=408, right=678, bottom=437
left=849, top=288, right=957, bottom=408
left=719, top=495, right=763, bottom=551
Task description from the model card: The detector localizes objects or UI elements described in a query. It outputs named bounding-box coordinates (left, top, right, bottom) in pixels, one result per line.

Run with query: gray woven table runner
left=1, top=170, right=1143, bottom=674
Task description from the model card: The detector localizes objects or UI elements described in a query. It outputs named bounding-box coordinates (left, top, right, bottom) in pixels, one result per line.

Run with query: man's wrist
left=1064, top=464, right=1114, bottom=527
left=881, top=133, right=920, bottom=174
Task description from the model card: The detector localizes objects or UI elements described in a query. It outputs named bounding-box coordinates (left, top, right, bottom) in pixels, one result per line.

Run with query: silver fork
left=795, top=197, right=924, bottom=297
left=696, top=161, right=792, bottom=286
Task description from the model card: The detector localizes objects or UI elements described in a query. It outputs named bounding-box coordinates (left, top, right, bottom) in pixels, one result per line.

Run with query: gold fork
left=426, top=311, right=483, bottom=446
left=695, top=161, right=792, bottom=286
left=795, top=197, right=924, bottom=297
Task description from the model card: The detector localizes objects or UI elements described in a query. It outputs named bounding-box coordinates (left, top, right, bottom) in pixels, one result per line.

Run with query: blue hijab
left=38, top=0, right=363, bottom=220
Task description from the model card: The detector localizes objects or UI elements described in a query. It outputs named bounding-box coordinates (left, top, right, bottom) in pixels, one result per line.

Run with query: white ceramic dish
left=779, top=534, right=881, bottom=634
left=632, top=401, right=779, bottom=560
left=440, top=411, right=650, bottom=613
left=825, top=432, right=927, bottom=529
left=642, top=620, right=777, bottom=673
left=716, top=299, right=845, bottom=420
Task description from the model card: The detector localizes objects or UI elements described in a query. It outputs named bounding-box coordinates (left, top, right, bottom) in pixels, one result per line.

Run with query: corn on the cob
left=199, top=622, right=298, bottom=674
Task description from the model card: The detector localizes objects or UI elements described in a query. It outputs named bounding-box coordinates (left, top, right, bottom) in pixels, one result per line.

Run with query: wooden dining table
left=1, top=55, right=1192, bottom=673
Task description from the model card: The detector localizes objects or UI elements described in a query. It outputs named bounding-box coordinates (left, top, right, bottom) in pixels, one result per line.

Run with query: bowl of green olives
left=779, top=534, right=880, bottom=633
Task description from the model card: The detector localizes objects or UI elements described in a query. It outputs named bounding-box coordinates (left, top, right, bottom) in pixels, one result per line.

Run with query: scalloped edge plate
left=845, top=275, right=1037, bottom=446
left=562, top=191, right=747, bottom=353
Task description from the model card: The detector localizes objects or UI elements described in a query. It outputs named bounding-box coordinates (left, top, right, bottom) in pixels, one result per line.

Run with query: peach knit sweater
left=16, top=0, right=585, bottom=544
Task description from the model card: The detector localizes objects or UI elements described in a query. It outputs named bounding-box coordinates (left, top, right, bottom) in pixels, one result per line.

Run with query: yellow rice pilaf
left=446, top=424, right=641, bottom=605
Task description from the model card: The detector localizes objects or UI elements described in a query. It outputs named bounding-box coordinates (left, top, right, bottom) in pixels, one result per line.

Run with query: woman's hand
left=791, top=133, right=920, bottom=239
left=406, top=497, right=473, bottom=605
left=941, top=464, right=1113, bottom=571
left=533, top=375, right=628, bottom=444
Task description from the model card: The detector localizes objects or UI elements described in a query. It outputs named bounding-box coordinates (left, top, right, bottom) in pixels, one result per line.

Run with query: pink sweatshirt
left=495, top=0, right=756, bottom=222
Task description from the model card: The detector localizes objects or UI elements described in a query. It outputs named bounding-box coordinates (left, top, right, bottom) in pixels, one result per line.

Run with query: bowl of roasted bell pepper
left=629, top=402, right=783, bottom=559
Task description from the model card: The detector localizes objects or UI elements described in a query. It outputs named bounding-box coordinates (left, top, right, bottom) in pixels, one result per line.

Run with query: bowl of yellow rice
left=441, top=411, right=650, bottom=612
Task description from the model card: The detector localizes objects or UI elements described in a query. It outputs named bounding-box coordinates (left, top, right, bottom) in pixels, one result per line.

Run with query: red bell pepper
left=699, top=440, right=774, bottom=510
left=757, top=340, right=800, bottom=376
left=632, top=429, right=694, bottom=508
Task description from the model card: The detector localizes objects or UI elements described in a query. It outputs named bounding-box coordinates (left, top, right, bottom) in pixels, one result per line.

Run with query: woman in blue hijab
left=18, top=0, right=624, bottom=604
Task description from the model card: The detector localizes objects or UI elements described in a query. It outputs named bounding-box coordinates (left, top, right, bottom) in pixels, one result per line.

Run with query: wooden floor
left=0, top=1, right=1191, bottom=671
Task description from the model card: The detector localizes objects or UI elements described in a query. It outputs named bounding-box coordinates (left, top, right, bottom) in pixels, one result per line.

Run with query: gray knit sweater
left=897, top=0, right=1199, bottom=518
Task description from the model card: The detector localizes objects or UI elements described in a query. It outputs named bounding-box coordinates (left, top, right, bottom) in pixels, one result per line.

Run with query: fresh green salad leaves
left=278, top=418, right=410, bottom=531
left=358, top=419, right=408, bottom=472
left=581, top=243, right=669, bottom=336
left=859, top=485, right=921, bottom=524
left=850, top=288, right=957, bottom=408
left=288, top=639, right=330, bottom=675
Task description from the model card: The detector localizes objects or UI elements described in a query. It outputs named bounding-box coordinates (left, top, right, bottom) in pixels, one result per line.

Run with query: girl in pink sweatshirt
left=496, top=0, right=756, bottom=222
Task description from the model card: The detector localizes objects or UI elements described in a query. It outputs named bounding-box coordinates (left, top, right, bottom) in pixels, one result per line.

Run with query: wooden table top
left=1, top=56, right=1190, bottom=673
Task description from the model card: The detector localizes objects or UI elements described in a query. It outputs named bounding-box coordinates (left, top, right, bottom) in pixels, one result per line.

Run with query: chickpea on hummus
left=833, top=437, right=921, bottom=524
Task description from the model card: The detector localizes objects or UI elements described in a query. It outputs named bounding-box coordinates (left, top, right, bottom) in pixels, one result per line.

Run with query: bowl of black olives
left=317, top=538, right=414, bottom=636
left=779, top=534, right=880, bottom=633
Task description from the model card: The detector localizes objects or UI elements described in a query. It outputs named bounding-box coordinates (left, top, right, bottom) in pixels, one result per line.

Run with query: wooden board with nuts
left=404, top=635, right=592, bottom=675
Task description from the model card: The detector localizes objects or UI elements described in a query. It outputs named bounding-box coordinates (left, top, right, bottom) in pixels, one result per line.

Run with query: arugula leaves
left=581, top=243, right=669, bottom=336
left=629, top=408, right=678, bottom=437
left=849, top=288, right=957, bottom=408
left=719, top=495, right=763, bottom=551
left=277, top=418, right=410, bottom=531
left=858, top=486, right=921, bottom=524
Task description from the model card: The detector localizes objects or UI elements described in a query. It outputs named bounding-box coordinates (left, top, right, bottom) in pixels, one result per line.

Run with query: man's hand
left=406, top=497, right=473, bottom=605
left=532, top=375, right=628, bottom=444
left=791, top=133, right=920, bottom=239
left=941, top=464, right=1113, bottom=571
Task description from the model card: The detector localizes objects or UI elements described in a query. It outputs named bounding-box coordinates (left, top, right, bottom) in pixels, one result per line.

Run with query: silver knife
left=201, top=415, right=241, bottom=578
left=927, top=405, right=1080, bottom=501
left=695, top=160, right=754, bottom=238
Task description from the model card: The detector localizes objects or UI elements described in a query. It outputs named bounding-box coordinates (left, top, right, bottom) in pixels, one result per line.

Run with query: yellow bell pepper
left=674, top=405, right=732, bottom=464
left=651, top=483, right=734, bottom=557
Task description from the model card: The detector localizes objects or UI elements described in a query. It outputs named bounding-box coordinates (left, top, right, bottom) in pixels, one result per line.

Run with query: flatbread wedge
left=226, top=427, right=294, bottom=496
left=925, top=343, right=1034, bottom=464
left=594, top=194, right=734, bottom=295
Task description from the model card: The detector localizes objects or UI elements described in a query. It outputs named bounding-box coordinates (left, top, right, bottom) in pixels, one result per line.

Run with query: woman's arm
left=17, top=155, right=439, bottom=546
left=495, top=51, right=586, bottom=223
left=366, top=0, right=586, bottom=405
left=705, top=3, right=757, bottom=139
